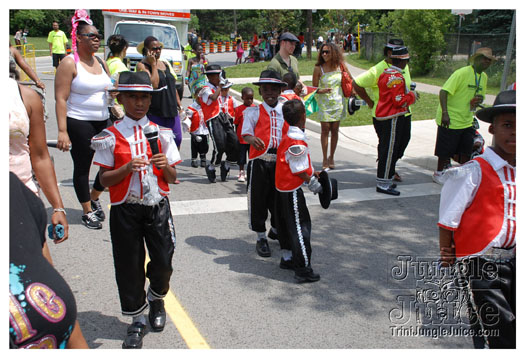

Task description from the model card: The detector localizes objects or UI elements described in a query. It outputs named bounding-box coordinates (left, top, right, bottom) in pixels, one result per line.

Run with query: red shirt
left=234, top=104, right=255, bottom=144
left=375, top=66, right=416, bottom=120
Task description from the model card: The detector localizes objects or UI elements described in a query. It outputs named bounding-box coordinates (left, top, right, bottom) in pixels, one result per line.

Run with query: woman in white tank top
left=54, top=10, right=112, bottom=230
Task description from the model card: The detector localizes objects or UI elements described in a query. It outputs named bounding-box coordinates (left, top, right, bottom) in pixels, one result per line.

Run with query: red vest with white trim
left=279, top=92, right=302, bottom=102
left=453, top=157, right=507, bottom=258
left=199, top=85, right=220, bottom=121
left=220, top=95, right=235, bottom=119
left=275, top=133, right=313, bottom=192
left=105, top=123, right=170, bottom=205
left=248, top=104, right=289, bottom=160
left=234, top=104, right=251, bottom=144
left=187, top=104, right=203, bottom=133
left=375, top=67, right=416, bottom=120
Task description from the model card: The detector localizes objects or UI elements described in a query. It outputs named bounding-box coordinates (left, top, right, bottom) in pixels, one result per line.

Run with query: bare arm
left=99, top=157, right=148, bottom=188
left=21, top=85, right=69, bottom=243
left=11, top=46, right=45, bottom=89
left=150, top=154, right=178, bottom=184
left=54, top=56, right=75, bottom=152
left=66, top=321, right=89, bottom=348
left=243, top=134, right=265, bottom=151
left=137, top=52, right=160, bottom=88
left=351, top=80, right=373, bottom=109
left=439, top=89, right=450, bottom=128
left=439, top=227, right=455, bottom=267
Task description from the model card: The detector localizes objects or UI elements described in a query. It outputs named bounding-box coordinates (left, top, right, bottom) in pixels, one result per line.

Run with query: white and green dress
left=316, top=66, right=346, bottom=122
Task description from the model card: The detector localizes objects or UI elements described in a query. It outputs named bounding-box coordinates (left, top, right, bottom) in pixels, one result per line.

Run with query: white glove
left=308, top=176, right=323, bottom=194
left=182, top=117, right=191, bottom=133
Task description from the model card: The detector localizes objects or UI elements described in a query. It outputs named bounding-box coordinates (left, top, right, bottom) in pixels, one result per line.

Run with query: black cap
left=390, top=46, right=410, bottom=59
left=385, top=38, right=404, bottom=49
left=475, top=90, right=516, bottom=123
left=279, top=32, right=299, bottom=43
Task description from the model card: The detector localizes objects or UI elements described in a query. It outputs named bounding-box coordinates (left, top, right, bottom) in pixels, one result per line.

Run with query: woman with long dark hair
left=312, top=42, right=351, bottom=169
left=55, top=9, right=112, bottom=229
left=136, top=36, right=183, bottom=152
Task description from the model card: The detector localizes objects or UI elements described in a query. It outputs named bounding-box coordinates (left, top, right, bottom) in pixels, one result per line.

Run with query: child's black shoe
left=205, top=165, right=216, bottom=183
left=220, top=161, right=230, bottom=182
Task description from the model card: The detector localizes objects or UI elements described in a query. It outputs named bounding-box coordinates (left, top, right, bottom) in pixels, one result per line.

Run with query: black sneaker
left=279, top=258, right=294, bottom=270
left=294, top=266, right=320, bottom=283
left=82, top=211, right=102, bottom=230
left=200, top=158, right=207, bottom=167
left=205, top=165, right=216, bottom=183
left=220, top=161, right=230, bottom=182
left=255, top=238, right=271, bottom=257
left=191, top=159, right=199, bottom=168
left=268, top=229, right=278, bottom=241
left=91, top=199, right=105, bottom=221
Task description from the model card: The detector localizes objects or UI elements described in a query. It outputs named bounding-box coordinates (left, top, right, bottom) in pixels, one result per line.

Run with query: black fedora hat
left=347, top=97, right=361, bottom=115
left=390, top=46, right=410, bottom=60
left=475, top=90, right=516, bottom=123
left=318, top=170, right=338, bottom=209
left=385, top=38, right=404, bottom=49
left=109, top=71, right=154, bottom=92
left=204, top=64, right=222, bottom=75
left=252, top=69, right=287, bottom=87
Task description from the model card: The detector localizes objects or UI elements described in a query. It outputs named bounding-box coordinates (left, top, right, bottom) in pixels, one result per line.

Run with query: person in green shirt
left=47, top=21, right=68, bottom=69
left=433, top=47, right=496, bottom=183
left=352, top=39, right=412, bottom=182
left=267, top=32, right=300, bottom=79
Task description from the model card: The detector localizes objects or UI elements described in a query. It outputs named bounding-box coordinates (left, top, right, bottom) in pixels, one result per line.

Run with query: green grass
left=225, top=57, right=318, bottom=78
left=231, top=82, right=440, bottom=127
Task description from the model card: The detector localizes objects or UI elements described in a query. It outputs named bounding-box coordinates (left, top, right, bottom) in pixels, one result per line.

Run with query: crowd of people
left=9, top=10, right=515, bottom=350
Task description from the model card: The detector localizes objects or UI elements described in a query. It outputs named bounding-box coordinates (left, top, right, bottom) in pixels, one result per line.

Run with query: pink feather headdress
left=71, top=9, right=93, bottom=63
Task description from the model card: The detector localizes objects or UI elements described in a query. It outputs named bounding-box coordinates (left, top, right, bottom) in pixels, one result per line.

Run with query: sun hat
left=475, top=90, right=515, bottom=123
left=470, top=47, right=497, bottom=64
left=390, top=46, right=410, bottom=60
left=136, top=40, right=164, bottom=55
left=252, top=69, right=287, bottom=87
left=109, top=71, right=156, bottom=92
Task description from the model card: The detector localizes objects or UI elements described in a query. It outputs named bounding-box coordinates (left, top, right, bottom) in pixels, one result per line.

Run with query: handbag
left=340, top=63, right=353, bottom=98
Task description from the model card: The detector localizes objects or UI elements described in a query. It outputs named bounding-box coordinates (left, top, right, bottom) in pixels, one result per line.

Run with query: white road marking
left=170, top=182, right=441, bottom=216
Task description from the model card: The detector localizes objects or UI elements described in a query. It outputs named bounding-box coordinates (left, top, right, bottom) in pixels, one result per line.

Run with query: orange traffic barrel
left=210, top=42, right=215, bottom=53
left=225, top=41, right=230, bottom=52
left=218, top=41, right=222, bottom=52
left=201, top=42, right=207, bottom=53
left=243, top=41, right=248, bottom=51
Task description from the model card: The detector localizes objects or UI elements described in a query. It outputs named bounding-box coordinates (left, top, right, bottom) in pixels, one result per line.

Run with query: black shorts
left=52, top=53, right=66, bottom=68
left=238, top=143, right=250, bottom=166
left=434, top=126, right=475, bottom=158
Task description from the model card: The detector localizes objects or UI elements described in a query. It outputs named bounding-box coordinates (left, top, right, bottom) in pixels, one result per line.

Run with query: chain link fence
left=359, top=32, right=516, bottom=88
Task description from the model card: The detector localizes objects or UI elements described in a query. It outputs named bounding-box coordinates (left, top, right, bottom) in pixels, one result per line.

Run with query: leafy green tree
left=392, top=10, right=455, bottom=75
left=460, top=10, right=514, bottom=34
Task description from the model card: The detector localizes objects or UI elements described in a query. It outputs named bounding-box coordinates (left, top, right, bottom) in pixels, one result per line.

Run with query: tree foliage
left=391, top=10, right=455, bottom=75
left=459, top=10, right=514, bottom=34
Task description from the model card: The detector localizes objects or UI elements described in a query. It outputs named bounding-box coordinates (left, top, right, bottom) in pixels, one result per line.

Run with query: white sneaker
left=237, top=170, right=246, bottom=182
left=432, top=171, right=445, bottom=184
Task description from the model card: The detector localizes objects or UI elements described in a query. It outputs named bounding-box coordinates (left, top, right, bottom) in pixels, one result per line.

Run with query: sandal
left=328, top=157, right=335, bottom=169
left=393, top=172, right=402, bottom=182
left=322, top=159, right=329, bottom=170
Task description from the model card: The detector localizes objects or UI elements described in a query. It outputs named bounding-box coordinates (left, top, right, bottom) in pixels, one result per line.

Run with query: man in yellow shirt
left=47, top=21, right=68, bottom=69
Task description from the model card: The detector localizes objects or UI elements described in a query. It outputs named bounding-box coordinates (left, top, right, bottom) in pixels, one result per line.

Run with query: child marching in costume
left=233, top=87, right=255, bottom=182
left=275, top=99, right=323, bottom=283
left=199, top=64, right=240, bottom=182
left=438, top=90, right=516, bottom=348
left=184, top=86, right=209, bottom=168
left=279, top=72, right=303, bottom=103
left=91, top=72, right=181, bottom=349
left=242, top=70, right=288, bottom=257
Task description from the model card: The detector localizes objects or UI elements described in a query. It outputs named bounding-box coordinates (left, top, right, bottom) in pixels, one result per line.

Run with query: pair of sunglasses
left=79, top=32, right=102, bottom=40
left=321, top=50, right=331, bottom=55
left=150, top=47, right=162, bottom=51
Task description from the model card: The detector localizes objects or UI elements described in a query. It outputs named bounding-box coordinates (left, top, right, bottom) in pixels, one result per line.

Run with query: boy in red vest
left=276, top=99, right=322, bottom=283
left=199, top=64, right=239, bottom=183
left=242, top=70, right=288, bottom=257
left=438, top=90, right=515, bottom=348
left=278, top=72, right=302, bottom=103
left=184, top=86, right=209, bottom=168
left=233, top=87, right=255, bottom=182
left=374, top=46, right=417, bottom=196
left=91, top=72, right=181, bottom=349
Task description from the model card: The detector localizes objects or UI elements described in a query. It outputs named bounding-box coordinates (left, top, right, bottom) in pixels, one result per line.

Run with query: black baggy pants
left=190, top=134, right=209, bottom=160
left=246, top=158, right=277, bottom=233
left=467, top=257, right=516, bottom=348
left=373, top=116, right=409, bottom=186
left=109, top=196, right=176, bottom=316
left=275, top=188, right=312, bottom=269
left=207, top=112, right=239, bottom=166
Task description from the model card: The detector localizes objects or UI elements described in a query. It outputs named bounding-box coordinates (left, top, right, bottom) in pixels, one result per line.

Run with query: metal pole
left=500, top=10, right=516, bottom=91
left=455, top=15, right=462, bottom=55
left=307, top=10, right=312, bottom=60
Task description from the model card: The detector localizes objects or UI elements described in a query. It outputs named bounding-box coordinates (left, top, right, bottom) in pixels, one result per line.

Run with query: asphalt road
left=32, top=53, right=474, bottom=349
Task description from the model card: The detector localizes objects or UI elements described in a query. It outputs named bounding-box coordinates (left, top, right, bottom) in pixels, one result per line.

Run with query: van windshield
left=115, top=23, right=180, bottom=50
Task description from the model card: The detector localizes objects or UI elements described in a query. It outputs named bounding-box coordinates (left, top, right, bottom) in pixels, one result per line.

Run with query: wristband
left=53, top=208, right=67, bottom=215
